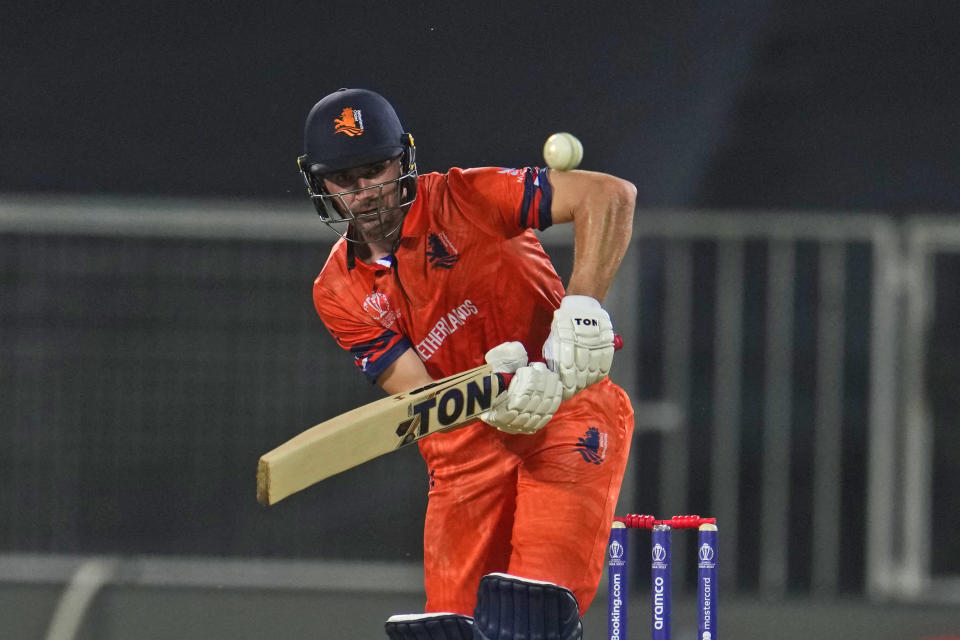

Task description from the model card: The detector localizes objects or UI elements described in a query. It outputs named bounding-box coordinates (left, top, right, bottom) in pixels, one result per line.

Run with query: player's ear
left=399, top=133, right=418, bottom=204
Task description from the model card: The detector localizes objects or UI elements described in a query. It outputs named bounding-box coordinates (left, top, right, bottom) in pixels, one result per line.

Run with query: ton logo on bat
left=395, top=376, right=498, bottom=445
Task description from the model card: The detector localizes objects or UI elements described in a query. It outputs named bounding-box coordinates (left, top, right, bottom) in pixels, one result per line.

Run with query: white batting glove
left=542, top=295, right=615, bottom=400
left=483, top=341, right=529, bottom=374
left=480, top=342, right=563, bottom=435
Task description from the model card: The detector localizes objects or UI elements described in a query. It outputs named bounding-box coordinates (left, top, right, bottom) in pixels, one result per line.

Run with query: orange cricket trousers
left=418, top=377, right=634, bottom=616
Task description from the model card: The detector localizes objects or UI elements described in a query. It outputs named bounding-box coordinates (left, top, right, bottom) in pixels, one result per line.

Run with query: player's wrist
left=559, top=294, right=602, bottom=311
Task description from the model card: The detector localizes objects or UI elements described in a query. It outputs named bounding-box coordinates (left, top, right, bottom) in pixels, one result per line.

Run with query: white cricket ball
left=542, top=132, right=583, bottom=171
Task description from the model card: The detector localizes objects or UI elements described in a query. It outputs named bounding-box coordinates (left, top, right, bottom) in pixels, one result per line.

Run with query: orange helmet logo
left=334, top=107, right=364, bottom=136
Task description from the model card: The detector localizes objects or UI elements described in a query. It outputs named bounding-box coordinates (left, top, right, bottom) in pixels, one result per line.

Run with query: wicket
left=607, top=514, right=718, bottom=640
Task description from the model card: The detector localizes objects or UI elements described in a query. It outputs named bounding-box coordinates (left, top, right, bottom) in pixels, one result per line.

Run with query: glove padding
left=480, top=342, right=563, bottom=435
left=542, top=295, right=615, bottom=400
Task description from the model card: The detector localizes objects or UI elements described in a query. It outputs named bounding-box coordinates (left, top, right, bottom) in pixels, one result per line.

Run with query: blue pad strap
left=472, top=573, right=582, bottom=640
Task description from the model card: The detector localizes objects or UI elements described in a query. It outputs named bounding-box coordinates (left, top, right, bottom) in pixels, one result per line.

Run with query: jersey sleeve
left=446, top=167, right=554, bottom=237
left=313, top=282, right=412, bottom=384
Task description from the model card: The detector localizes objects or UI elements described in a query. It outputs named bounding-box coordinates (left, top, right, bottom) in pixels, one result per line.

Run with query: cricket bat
left=256, top=364, right=507, bottom=506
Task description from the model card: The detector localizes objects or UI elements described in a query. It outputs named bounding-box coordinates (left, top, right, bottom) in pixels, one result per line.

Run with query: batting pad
left=472, top=573, right=582, bottom=640
left=385, top=612, right=474, bottom=640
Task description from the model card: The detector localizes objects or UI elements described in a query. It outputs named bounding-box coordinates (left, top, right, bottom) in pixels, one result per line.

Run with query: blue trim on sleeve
left=536, top=167, right=553, bottom=230
left=351, top=332, right=414, bottom=383
left=520, top=167, right=553, bottom=231
left=520, top=169, right=535, bottom=228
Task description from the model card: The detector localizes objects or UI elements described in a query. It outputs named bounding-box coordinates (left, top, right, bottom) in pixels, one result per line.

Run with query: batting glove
left=479, top=342, right=563, bottom=435
left=542, top=295, right=615, bottom=400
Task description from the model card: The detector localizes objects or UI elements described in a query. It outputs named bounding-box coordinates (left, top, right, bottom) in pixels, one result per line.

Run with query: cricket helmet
left=297, top=88, right=417, bottom=242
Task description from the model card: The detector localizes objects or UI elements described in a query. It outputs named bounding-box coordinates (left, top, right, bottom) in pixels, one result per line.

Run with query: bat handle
left=498, top=334, right=624, bottom=388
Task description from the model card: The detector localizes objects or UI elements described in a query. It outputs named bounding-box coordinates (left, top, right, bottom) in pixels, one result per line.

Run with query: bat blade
left=257, top=364, right=505, bottom=506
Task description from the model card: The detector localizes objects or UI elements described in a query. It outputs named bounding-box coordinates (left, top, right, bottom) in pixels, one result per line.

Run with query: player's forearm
left=378, top=348, right=436, bottom=395
left=564, top=174, right=636, bottom=302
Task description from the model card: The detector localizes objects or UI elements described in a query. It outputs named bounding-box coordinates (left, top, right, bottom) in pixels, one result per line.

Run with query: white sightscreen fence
left=1, top=196, right=957, bottom=602
left=889, top=217, right=960, bottom=603
left=616, top=211, right=899, bottom=598
left=621, top=211, right=960, bottom=603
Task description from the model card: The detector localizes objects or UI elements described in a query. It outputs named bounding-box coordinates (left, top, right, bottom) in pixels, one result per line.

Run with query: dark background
left=2, top=1, right=958, bottom=211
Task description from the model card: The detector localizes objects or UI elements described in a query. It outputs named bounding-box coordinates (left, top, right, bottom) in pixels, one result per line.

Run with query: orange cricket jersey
left=312, top=166, right=563, bottom=383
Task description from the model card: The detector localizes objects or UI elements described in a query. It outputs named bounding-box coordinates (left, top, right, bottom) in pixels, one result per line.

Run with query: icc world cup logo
left=362, top=292, right=400, bottom=329
left=609, top=540, right=624, bottom=560
left=651, top=543, right=667, bottom=563
left=699, top=543, right=715, bottom=563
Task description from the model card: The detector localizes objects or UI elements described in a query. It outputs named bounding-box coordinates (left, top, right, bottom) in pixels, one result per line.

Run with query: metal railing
left=624, top=211, right=899, bottom=598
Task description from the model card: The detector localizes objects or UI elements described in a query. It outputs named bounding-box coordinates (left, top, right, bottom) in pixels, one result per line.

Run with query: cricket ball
left=542, top=132, right=583, bottom=171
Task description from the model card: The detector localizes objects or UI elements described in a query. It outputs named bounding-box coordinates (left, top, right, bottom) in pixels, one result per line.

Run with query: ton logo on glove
left=543, top=295, right=617, bottom=400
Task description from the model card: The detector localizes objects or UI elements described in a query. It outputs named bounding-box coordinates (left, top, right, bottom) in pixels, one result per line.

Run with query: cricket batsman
left=299, top=88, right=636, bottom=640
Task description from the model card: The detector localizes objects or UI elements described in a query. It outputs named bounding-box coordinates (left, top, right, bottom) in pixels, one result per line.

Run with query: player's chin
left=356, top=210, right=403, bottom=239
